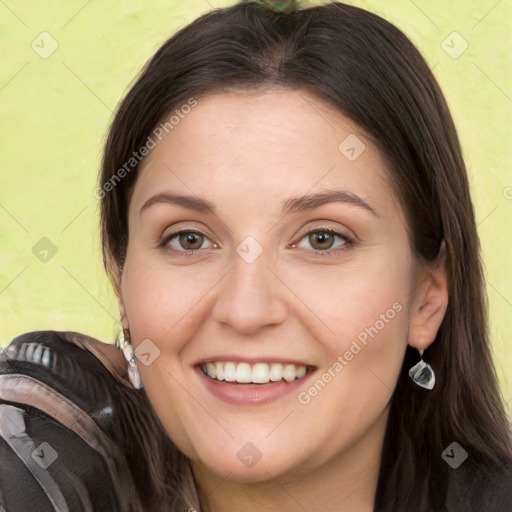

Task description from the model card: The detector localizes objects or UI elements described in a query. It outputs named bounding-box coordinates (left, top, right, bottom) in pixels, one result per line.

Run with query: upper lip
left=194, top=355, right=315, bottom=367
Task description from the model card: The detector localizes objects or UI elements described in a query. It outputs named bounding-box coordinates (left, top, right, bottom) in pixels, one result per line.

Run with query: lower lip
left=195, top=366, right=315, bottom=405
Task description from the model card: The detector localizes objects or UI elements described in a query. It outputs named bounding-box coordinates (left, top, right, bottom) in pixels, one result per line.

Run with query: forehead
left=142, top=88, right=374, bottom=166
left=129, top=88, right=399, bottom=221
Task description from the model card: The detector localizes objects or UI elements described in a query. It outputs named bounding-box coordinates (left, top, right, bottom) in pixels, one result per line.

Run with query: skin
left=115, top=88, right=448, bottom=511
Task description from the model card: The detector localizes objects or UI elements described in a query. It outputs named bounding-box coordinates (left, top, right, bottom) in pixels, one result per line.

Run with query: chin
left=188, top=438, right=306, bottom=484
left=198, top=456, right=292, bottom=484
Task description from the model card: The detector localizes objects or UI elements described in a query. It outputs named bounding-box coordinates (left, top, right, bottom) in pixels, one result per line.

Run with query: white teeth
left=269, top=363, right=283, bottom=382
left=200, top=361, right=309, bottom=384
left=224, top=362, right=236, bottom=382
left=282, top=364, right=297, bottom=382
left=235, top=362, right=252, bottom=383
left=296, top=365, right=306, bottom=378
left=215, top=361, right=224, bottom=381
left=205, top=362, right=216, bottom=379
left=252, top=363, right=270, bottom=383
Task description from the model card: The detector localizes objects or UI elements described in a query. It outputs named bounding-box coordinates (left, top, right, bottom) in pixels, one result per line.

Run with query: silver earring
left=409, top=348, right=435, bottom=390
left=121, top=329, right=143, bottom=390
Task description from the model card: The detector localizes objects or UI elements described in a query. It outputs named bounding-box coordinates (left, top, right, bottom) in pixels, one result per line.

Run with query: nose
left=211, top=250, right=289, bottom=335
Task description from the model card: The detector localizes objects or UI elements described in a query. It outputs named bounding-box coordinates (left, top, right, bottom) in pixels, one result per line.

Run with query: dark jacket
left=0, top=330, right=511, bottom=511
left=0, top=330, right=152, bottom=512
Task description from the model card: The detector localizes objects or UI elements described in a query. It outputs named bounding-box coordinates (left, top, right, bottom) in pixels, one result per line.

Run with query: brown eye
left=159, top=229, right=215, bottom=253
left=308, top=231, right=336, bottom=251
left=293, top=228, right=352, bottom=258
left=178, top=232, right=204, bottom=250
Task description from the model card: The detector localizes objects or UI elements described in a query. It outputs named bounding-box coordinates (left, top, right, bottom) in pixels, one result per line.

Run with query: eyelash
left=158, top=228, right=354, bottom=259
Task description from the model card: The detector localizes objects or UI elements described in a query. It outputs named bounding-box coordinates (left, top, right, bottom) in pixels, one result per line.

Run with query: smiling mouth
left=199, top=361, right=315, bottom=384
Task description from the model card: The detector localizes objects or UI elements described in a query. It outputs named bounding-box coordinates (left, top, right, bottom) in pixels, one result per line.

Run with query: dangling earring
left=121, top=328, right=143, bottom=390
left=409, top=347, right=435, bottom=390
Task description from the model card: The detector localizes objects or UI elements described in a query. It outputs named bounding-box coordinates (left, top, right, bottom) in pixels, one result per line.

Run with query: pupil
left=181, top=233, right=202, bottom=249
left=311, top=231, right=332, bottom=250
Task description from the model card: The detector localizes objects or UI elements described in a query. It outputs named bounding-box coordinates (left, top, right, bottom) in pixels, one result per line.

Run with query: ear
left=408, top=241, right=448, bottom=350
left=107, top=254, right=129, bottom=330
left=119, top=300, right=129, bottom=330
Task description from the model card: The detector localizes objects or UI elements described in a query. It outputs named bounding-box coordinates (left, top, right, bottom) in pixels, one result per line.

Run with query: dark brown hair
left=98, top=2, right=512, bottom=510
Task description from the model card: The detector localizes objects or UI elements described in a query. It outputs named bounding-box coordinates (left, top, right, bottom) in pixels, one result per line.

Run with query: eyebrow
left=139, top=189, right=379, bottom=218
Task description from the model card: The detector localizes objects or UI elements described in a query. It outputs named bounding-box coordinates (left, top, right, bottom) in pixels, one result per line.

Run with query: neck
left=192, top=411, right=387, bottom=512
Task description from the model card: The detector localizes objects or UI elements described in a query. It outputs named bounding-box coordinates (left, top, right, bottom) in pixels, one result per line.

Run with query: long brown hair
left=98, top=2, right=512, bottom=510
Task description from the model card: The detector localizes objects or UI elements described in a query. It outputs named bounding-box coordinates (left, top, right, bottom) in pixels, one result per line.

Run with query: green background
left=1, top=1, right=511, bottom=409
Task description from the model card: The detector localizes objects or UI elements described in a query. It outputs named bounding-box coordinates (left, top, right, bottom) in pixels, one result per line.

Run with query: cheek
left=120, top=253, right=221, bottom=341
left=285, top=248, right=411, bottom=426
left=281, top=245, right=411, bottom=351
left=119, top=255, right=216, bottom=457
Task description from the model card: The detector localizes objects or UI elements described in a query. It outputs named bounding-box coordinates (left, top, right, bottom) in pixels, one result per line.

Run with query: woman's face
left=119, top=89, right=422, bottom=483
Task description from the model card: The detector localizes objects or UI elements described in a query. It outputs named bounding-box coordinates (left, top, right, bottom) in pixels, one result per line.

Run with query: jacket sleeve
left=0, top=330, right=146, bottom=512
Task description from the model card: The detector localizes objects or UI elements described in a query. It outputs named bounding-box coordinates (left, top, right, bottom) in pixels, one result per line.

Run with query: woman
left=1, top=1, right=511, bottom=510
